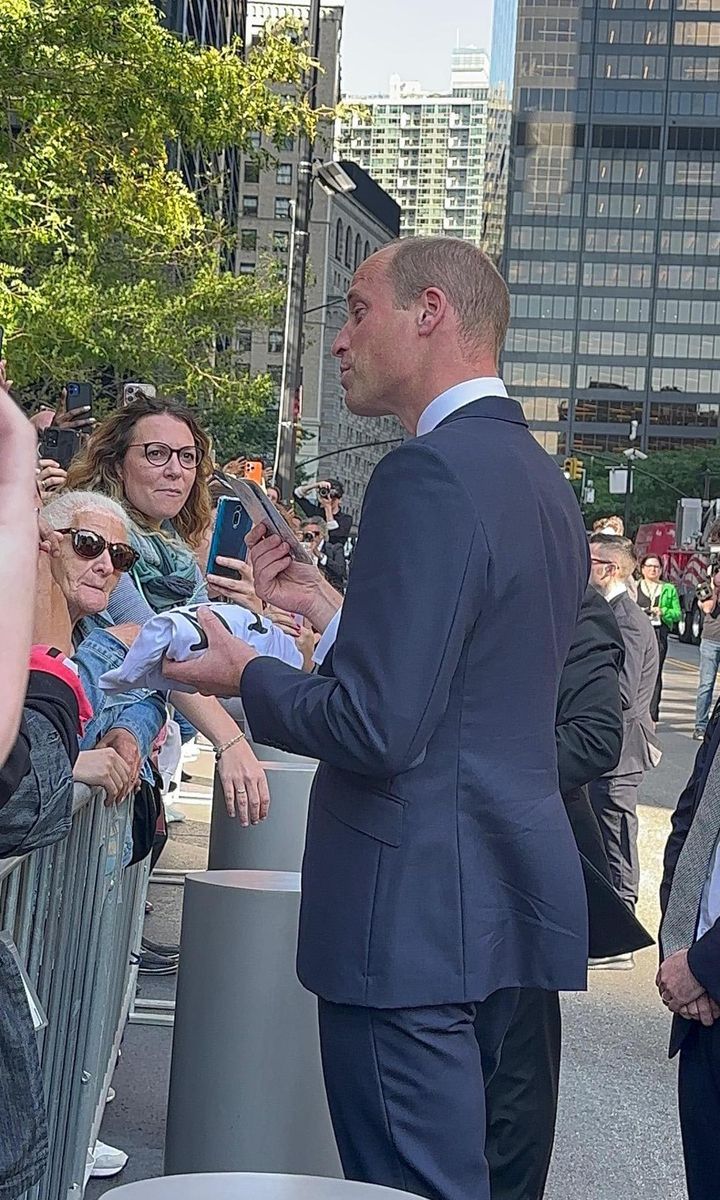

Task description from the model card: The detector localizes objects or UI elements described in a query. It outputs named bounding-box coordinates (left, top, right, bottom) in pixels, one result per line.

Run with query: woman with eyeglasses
left=636, top=554, right=681, bottom=722
left=66, top=394, right=270, bottom=829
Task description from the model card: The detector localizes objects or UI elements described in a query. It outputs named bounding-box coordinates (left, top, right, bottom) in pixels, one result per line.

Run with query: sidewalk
left=88, top=648, right=702, bottom=1198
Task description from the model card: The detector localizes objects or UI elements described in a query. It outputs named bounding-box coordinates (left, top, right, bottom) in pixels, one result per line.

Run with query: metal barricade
left=0, top=784, right=149, bottom=1200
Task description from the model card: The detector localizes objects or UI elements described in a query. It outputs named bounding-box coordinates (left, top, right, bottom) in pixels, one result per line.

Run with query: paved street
left=89, top=639, right=709, bottom=1199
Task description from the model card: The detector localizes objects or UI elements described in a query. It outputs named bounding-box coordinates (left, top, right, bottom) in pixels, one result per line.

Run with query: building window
left=274, top=198, right=292, bottom=220
left=345, top=226, right=353, bottom=267
left=276, top=163, right=293, bottom=186
left=354, top=234, right=363, bottom=270
left=268, top=330, right=284, bottom=354
left=238, top=263, right=255, bottom=275
left=237, top=330, right=252, bottom=353
left=242, top=196, right=258, bottom=217
left=267, top=366, right=283, bottom=396
left=249, top=133, right=261, bottom=150
left=335, top=219, right=344, bottom=260
left=280, top=135, right=294, bottom=151
left=273, top=230, right=290, bottom=252
left=364, top=240, right=371, bottom=259
left=244, top=160, right=260, bottom=183
left=240, top=229, right=257, bottom=251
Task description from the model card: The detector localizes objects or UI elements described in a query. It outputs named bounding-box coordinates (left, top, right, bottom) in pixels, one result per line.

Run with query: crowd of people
left=0, top=235, right=719, bottom=1200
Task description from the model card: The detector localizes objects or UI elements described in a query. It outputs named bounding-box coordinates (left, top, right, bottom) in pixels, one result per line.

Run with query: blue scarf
left=130, top=523, right=200, bottom=614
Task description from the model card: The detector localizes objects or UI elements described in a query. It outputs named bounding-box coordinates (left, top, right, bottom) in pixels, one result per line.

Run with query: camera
left=318, top=486, right=331, bottom=500
left=697, top=581, right=714, bottom=603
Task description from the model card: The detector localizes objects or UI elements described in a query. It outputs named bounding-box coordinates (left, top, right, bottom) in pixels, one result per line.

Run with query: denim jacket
left=72, top=627, right=166, bottom=776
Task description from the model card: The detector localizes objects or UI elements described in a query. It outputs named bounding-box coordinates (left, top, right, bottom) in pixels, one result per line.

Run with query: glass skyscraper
left=502, top=0, right=720, bottom=455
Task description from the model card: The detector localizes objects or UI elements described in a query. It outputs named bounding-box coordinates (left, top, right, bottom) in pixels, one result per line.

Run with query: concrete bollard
left=109, top=1173, right=427, bottom=1200
left=208, top=761, right=316, bottom=872
left=165, top=871, right=341, bottom=1179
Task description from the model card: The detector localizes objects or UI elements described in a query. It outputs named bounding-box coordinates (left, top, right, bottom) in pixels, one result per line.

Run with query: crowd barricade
left=0, top=785, right=149, bottom=1200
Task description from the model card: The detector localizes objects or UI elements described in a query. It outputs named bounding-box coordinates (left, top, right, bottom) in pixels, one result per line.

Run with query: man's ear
left=416, top=287, right=447, bottom=337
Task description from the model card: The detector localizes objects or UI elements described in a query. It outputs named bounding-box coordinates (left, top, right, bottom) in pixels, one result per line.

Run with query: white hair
left=43, top=490, right=130, bottom=533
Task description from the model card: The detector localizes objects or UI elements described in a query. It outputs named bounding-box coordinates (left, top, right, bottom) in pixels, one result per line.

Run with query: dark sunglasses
left=58, top=528, right=139, bottom=573
left=302, top=531, right=321, bottom=542
left=128, top=442, right=203, bottom=470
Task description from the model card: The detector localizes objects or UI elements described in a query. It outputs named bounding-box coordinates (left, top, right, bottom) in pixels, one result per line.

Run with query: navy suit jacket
left=661, top=703, right=720, bottom=1055
left=242, top=396, right=590, bottom=1008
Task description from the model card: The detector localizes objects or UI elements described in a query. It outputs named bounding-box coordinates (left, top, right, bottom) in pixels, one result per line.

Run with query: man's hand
left=98, top=728, right=142, bottom=795
left=162, top=607, right=257, bottom=697
left=678, top=994, right=720, bottom=1026
left=656, top=949, right=705, bottom=1011
left=246, top=524, right=342, bottom=632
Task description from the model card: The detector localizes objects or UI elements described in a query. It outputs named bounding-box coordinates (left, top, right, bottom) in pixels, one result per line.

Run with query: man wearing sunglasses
left=300, top=519, right=347, bottom=593
left=588, top=533, right=660, bottom=949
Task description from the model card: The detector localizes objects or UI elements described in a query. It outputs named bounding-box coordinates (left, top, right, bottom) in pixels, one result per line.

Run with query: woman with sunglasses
left=39, top=489, right=166, bottom=809
left=636, top=554, right=681, bottom=722
left=66, top=394, right=269, bottom=826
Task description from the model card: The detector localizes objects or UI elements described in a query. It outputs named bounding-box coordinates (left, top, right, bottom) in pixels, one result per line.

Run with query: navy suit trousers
left=318, top=990, right=520, bottom=1200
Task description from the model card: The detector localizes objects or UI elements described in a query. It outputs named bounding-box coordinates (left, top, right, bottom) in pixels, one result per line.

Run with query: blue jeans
left=695, top=639, right=720, bottom=732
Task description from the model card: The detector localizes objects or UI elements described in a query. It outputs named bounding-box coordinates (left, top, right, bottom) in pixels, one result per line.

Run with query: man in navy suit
left=165, top=237, right=590, bottom=1200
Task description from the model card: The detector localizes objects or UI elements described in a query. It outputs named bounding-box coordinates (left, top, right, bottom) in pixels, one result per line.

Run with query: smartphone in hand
left=39, top=427, right=81, bottom=471
left=207, top=498, right=254, bottom=579
left=65, top=382, right=93, bottom=414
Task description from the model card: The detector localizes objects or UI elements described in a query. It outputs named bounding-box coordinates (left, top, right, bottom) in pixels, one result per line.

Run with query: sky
left=341, top=0, right=495, bottom=96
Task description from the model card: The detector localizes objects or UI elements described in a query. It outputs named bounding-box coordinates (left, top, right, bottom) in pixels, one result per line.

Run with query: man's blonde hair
left=386, top=237, right=510, bottom=361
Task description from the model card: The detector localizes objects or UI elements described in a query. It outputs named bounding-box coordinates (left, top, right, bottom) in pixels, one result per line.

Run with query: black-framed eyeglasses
left=128, top=442, right=203, bottom=470
left=57, top=529, right=139, bottom=573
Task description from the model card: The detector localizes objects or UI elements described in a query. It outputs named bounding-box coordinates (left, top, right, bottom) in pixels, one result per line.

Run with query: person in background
left=65, top=392, right=269, bottom=829
left=593, top=515, right=625, bottom=537
left=266, top=483, right=281, bottom=506
left=693, top=569, right=720, bottom=741
left=299, top=518, right=347, bottom=592
left=636, top=554, right=681, bottom=723
left=294, top=477, right=352, bottom=544
left=485, top=584, right=652, bottom=1200
left=658, top=697, right=720, bottom=1200
left=588, top=534, right=659, bottom=945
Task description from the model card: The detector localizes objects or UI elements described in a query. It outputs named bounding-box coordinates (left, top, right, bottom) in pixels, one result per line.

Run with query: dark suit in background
left=486, top=587, right=654, bottom=1200
left=590, top=589, right=659, bottom=910
left=661, top=708, right=720, bottom=1200
left=242, top=396, right=590, bottom=1200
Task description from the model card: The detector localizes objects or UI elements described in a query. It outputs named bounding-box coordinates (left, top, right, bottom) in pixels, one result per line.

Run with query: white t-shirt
left=99, top=603, right=303, bottom=695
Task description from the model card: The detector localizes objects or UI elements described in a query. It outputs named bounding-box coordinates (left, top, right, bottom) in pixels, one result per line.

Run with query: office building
left=338, top=49, right=490, bottom=243
left=483, top=86, right=512, bottom=263
left=489, top=0, right=518, bottom=95
left=228, top=1, right=344, bottom=464
left=503, top=0, right=720, bottom=454
left=311, top=162, right=402, bottom=520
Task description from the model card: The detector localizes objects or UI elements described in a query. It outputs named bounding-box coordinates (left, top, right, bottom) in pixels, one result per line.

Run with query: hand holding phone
left=232, top=479, right=313, bottom=565
left=207, top=498, right=254, bottom=579
left=38, top=427, right=81, bottom=471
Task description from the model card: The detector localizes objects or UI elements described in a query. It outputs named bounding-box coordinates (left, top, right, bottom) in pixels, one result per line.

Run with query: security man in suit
left=486, top=585, right=653, bottom=1200
left=658, top=702, right=720, bottom=1200
left=164, top=237, right=591, bottom=1200
left=588, top=534, right=660, bottom=938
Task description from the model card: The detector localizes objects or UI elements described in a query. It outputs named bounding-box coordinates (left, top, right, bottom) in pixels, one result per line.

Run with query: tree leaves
left=0, top=0, right=327, bottom=454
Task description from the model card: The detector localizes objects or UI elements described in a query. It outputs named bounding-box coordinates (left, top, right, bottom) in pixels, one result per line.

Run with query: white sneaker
left=89, top=1139, right=129, bottom=1178
left=164, top=802, right=186, bottom=824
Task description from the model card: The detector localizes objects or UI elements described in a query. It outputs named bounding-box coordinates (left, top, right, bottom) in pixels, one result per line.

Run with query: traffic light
left=563, top=457, right=583, bottom=482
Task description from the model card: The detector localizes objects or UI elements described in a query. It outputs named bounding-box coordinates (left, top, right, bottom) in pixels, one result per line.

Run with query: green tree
left=0, top=0, right=338, bottom=455
left=578, top=448, right=720, bottom=532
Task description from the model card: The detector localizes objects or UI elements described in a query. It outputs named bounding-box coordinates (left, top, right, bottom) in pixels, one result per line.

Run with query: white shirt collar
left=605, top=581, right=628, bottom=603
left=416, top=377, right=508, bottom=438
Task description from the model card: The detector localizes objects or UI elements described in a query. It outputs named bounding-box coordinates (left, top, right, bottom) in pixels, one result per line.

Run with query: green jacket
left=647, top=581, right=682, bottom=629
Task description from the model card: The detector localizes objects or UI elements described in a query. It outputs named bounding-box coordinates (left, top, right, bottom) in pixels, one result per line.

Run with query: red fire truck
left=635, top=499, right=720, bottom=644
